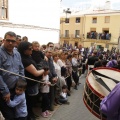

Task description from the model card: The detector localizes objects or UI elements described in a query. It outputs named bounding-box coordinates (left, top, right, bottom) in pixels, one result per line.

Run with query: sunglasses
left=74, top=54, right=78, bottom=55
left=5, top=39, right=16, bottom=43
left=49, top=46, right=54, bottom=47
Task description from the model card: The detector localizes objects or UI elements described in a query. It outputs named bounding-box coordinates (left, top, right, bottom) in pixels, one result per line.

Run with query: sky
left=61, top=0, right=120, bottom=10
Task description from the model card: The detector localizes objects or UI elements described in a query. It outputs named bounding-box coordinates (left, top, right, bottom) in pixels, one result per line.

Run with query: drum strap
left=92, top=70, right=119, bottom=84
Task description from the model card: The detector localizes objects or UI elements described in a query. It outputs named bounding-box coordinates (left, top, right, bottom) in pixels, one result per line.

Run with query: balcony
left=59, top=34, right=117, bottom=44
left=60, top=34, right=70, bottom=38
left=84, top=39, right=110, bottom=43
left=86, top=32, right=111, bottom=40
left=60, top=34, right=82, bottom=39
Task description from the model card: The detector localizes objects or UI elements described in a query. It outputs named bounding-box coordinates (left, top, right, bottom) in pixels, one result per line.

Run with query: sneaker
left=74, top=85, right=78, bottom=90
left=46, top=110, right=52, bottom=115
left=67, top=92, right=71, bottom=96
left=41, top=112, right=48, bottom=118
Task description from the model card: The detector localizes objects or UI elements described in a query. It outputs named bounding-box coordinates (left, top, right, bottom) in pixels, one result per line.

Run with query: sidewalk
left=50, top=74, right=99, bottom=120
left=33, top=101, right=60, bottom=120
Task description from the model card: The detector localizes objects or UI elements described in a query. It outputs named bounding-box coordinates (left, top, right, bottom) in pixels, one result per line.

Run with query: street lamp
left=64, top=8, right=71, bottom=23
left=60, top=8, right=71, bottom=24
left=60, top=8, right=71, bottom=47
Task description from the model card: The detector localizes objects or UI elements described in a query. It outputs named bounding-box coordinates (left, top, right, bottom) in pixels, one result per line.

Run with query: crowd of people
left=0, top=31, right=120, bottom=120
left=87, top=32, right=111, bottom=40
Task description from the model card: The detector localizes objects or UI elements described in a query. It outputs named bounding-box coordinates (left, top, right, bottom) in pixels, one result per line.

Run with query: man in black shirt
left=94, top=54, right=103, bottom=68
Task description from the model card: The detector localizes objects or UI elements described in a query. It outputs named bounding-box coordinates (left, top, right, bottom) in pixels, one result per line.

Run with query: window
left=65, top=18, right=69, bottom=23
left=92, top=17, right=97, bottom=23
left=75, top=30, right=80, bottom=38
left=105, top=16, right=110, bottom=23
left=0, top=0, right=8, bottom=19
left=65, top=30, right=69, bottom=37
left=76, top=17, right=80, bottom=23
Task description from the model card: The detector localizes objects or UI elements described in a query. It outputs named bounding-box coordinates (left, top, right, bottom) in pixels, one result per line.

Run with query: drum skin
left=83, top=67, right=120, bottom=120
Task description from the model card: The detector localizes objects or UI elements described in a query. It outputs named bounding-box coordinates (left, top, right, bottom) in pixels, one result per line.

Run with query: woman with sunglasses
left=18, top=41, right=44, bottom=120
left=72, top=51, right=80, bottom=90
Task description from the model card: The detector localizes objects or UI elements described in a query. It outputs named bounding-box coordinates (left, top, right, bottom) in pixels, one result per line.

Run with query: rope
left=84, top=83, right=102, bottom=110
left=0, top=68, right=56, bottom=86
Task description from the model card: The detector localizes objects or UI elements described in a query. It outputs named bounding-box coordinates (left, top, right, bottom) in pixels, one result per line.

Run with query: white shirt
left=40, top=75, right=50, bottom=93
left=57, top=59, right=66, bottom=67
left=53, top=61, right=61, bottom=77
left=72, top=57, right=78, bottom=66
left=61, top=92, right=67, bottom=99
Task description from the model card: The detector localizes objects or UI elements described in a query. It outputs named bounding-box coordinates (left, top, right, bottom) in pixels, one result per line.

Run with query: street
left=34, top=74, right=99, bottom=120
left=50, top=74, right=99, bottom=120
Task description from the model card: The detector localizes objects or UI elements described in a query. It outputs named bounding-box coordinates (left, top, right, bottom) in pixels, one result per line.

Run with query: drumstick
left=92, top=72, right=111, bottom=92
left=92, top=70, right=119, bottom=84
left=0, top=67, right=56, bottom=86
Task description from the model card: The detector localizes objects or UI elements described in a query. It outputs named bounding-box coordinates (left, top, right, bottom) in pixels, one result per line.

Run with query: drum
left=83, top=67, right=120, bottom=120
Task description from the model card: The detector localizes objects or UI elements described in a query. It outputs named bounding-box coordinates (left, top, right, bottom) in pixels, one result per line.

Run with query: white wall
left=0, top=26, right=59, bottom=45
left=0, top=0, right=60, bottom=45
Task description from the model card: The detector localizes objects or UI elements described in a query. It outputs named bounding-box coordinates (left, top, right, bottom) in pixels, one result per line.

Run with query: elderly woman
left=53, top=52, right=66, bottom=87
left=52, top=52, right=66, bottom=105
left=57, top=52, right=67, bottom=68
left=18, top=41, right=44, bottom=120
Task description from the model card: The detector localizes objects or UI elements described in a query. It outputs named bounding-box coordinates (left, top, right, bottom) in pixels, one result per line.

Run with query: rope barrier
left=0, top=68, right=56, bottom=86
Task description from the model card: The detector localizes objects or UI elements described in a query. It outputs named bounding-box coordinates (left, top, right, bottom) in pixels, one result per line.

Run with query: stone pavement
left=34, top=74, right=99, bottom=120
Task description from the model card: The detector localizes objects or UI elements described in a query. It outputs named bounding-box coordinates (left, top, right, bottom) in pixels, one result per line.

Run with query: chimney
left=105, top=1, right=111, bottom=10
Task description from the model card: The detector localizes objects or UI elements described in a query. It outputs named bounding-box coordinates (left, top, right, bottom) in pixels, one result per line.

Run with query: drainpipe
left=82, top=14, right=86, bottom=47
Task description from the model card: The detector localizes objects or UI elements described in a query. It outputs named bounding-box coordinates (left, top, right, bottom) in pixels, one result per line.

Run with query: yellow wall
left=60, top=12, right=120, bottom=49
left=84, top=14, right=120, bottom=43
left=60, top=16, right=84, bottom=37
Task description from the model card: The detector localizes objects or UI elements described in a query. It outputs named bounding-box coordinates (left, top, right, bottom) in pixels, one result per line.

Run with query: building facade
left=60, top=9, right=120, bottom=50
left=0, top=0, right=60, bottom=45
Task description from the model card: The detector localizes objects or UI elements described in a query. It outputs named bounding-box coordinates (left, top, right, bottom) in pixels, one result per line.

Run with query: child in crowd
left=40, top=67, right=51, bottom=118
left=31, top=41, right=47, bottom=70
left=32, top=41, right=44, bottom=61
left=59, top=85, right=70, bottom=105
left=7, top=79, right=27, bottom=120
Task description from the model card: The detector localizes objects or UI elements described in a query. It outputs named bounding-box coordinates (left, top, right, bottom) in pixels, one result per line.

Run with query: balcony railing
left=86, top=32, right=111, bottom=40
left=60, top=34, right=81, bottom=38
left=84, top=39, right=110, bottom=43
left=60, top=34, right=114, bottom=43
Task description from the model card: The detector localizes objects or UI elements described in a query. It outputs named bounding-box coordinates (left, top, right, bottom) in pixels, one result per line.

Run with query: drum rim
left=87, top=67, right=120, bottom=97
left=84, top=67, right=120, bottom=120
left=83, top=98, right=106, bottom=120
left=93, top=67, right=120, bottom=73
